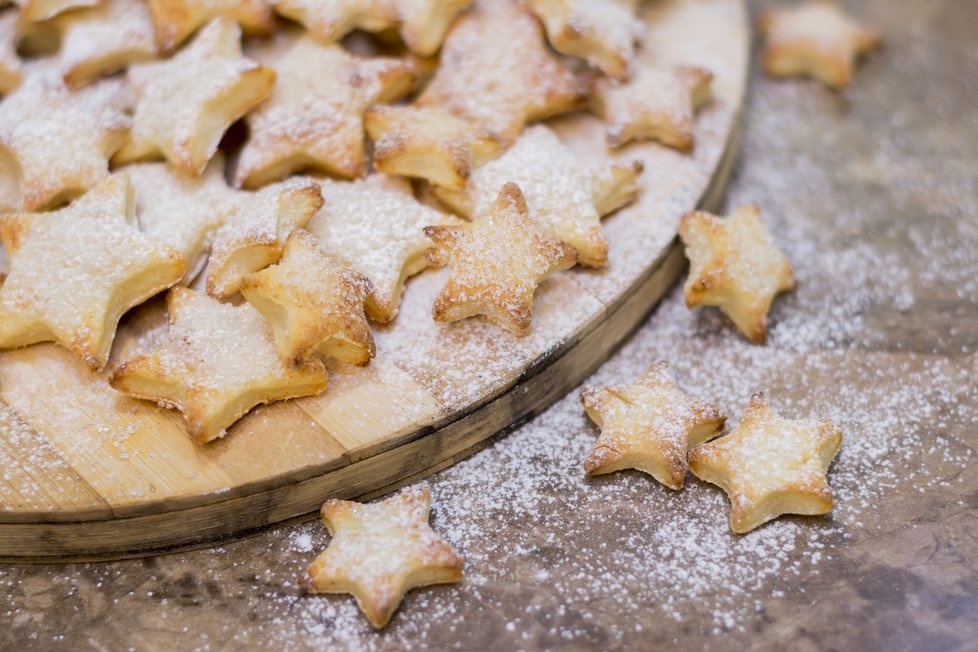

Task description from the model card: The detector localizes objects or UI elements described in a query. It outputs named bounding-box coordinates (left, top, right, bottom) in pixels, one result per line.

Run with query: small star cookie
left=580, top=361, right=726, bottom=490
left=110, top=286, right=328, bottom=442
left=206, top=178, right=323, bottom=299
left=365, top=105, right=501, bottom=191
left=234, top=36, right=415, bottom=188
left=424, top=182, right=577, bottom=336
left=116, top=18, right=275, bottom=175
left=18, top=0, right=97, bottom=22
left=688, top=393, right=843, bottom=533
left=303, top=484, right=464, bottom=629
left=304, top=175, right=462, bottom=323
left=416, top=0, right=584, bottom=144
left=679, top=205, right=795, bottom=344
left=0, top=174, right=185, bottom=369
left=0, top=11, right=23, bottom=94
left=433, top=125, right=642, bottom=267
left=594, top=65, right=713, bottom=151
left=759, top=0, right=881, bottom=90
left=147, top=0, right=273, bottom=53
left=392, top=0, right=471, bottom=57
left=241, top=229, right=375, bottom=366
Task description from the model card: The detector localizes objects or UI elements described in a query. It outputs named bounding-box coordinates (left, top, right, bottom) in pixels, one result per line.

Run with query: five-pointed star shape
left=234, top=36, right=415, bottom=188
left=18, top=0, right=98, bottom=23
left=116, top=18, right=275, bottom=176
left=688, top=393, right=843, bottom=533
left=424, top=182, right=577, bottom=336
left=433, top=125, right=642, bottom=268
left=304, top=175, right=462, bottom=324
left=759, top=0, right=881, bottom=90
left=0, top=63, right=130, bottom=210
left=0, top=174, right=185, bottom=369
left=416, top=0, right=584, bottom=145
left=110, top=286, right=328, bottom=443
left=580, top=361, right=726, bottom=490
left=303, top=484, right=464, bottom=629
left=678, top=205, right=795, bottom=344
left=147, top=0, right=273, bottom=53
left=594, top=64, right=713, bottom=151
left=241, top=228, right=375, bottom=366
left=0, top=11, right=23, bottom=94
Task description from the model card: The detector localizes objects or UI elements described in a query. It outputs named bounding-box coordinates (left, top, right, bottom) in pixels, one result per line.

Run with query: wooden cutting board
left=0, top=0, right=749, bottom=560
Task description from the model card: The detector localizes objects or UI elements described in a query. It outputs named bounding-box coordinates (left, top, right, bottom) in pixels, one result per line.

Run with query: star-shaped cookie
left=688, top=393, right=843, bottom=533
left=241, top=229, right=375, bottom=366
left=0, top=11, right=23, bottom=94
left=303, top=484, right=464, bottom=629
left=365, top=105, right=501, bottom=191
left=0, top=63, right=130, bottom=211
left=393, top=0, right=471, bottom=57
left=759, top=0, right=881, bottom=90
left=304, top=175, right=462, bottom=323
left=0, top=174, right=185, bottom=369
left=18, top=0, right=97, bottom=22
left=433, top=125, right=642, bottom=268
left=678, top=205, right=795, bottom=344
left=116, top=18, right=275, bottom=175
left=206, top=178, right=323, bottom=299
left=416, top=0, right=584, bottom=144
left=147, top=0, right=274, bottom=53
left=234, top=36, right=415, bottom=188
left=424, top=182, right=577, bottom=336
left=580, top=361, right=726, bottom=490
left=594, top=64, right=713, bottom=151
left=110, top=286, right=328, bottom=442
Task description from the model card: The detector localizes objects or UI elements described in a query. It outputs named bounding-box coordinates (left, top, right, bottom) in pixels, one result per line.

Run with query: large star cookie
left=116, top=18, right=275, bottom=175
left=110, top=286, right=328, bottom=442
left=18, top=0, right=97, bottom=22
left=416, top=0, right=584, bottom=144
left=303, top=484, right=464, bottom=629
left=433, top=125, right=642, bottom=268
left=0, top=175, right=185, bottom=369
left=679, top=205, right=795, bottom=344
left=759, top=0, right=881, bottom=90
left=0, top=63, right=130, bottom=210
left=580, top=361, right=726, bottom=490
left=424, top=182, right=577, bottom=336
left=234, top=36, right=415, bottom=188
left=241, top=229, right=375, bottom=366
left=688, top=393, right=843, bottom=533
left=0, top=11, right=23, bottom=94
left=304, top=175, right=462, bottom=323
left=147, top=0, right=273, bottom=53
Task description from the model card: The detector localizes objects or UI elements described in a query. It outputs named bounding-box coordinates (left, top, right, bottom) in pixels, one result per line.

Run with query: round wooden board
left=0, top=0, right=749, bottom=561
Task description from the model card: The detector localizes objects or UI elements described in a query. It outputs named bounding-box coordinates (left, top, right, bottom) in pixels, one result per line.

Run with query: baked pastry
left=580, top=361, right=725, bottom=490
left=424, top=182, right=577, bottom=336
left=433, top=125, right=642, bottom=268
left=241, top=229, right=375, bottom=366
left=116, top=18, right=275, bottom=175
left=110, top=286, right=329, bottom=442
left=234, top=35, right=415, bottom=188
left=0, top=11, right=23, bottom=94
left=0, top=174, right=185, bottom=369
left=147, top=0, right=274, bottom=53
left=18, top=0, right=96, bottom=23
left=679, top=205, right=795, bottom=343
left=303, top=484, right=464, bottom=629
left=759, top=0, right=881, bottom=90
left=688, top=393, right=843, bottom=533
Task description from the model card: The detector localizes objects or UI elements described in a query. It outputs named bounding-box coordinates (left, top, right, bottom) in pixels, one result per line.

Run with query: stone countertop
left=3, top=1, right=977, bottom=650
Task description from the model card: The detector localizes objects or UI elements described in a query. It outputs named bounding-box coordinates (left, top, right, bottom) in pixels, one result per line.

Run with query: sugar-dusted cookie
left=305, top=175, right=462, bottom=324
left=0, top=63, right=130, bottom=211
left=759, top=0, right=881, bottom=90
left=303, top=484, right=464, bottom=629
left=424, top=182, right=577, bottom=336
left=234, top=36, right=415, bottom=188
left=416, top=0, right=584, bottom=145
left=433, top=125, right=642, bottom=267
left=110, top=287, right=328, bottom=442
left=527, top=0, right=641, bottom=80
left=56, top=0, right=156, bottom=88
left=594, top=64, right=713, bottom=151
left=116, top=18, right=275, bottom=175
left=580, top=361, right=725, bottom=490
left=679, top=205, right=795, bottom=344
left=689, top=393, right=843, bottom=533
left=241, top=229, right=375, bottom=366
left=393, top=0, right=471, bottom=57
left=18, top=0, right=97, bottom=22
left=147, top=0, right=273, bottom=53
left=206, top=178, right=322, bottom=299
left=0, top=175, right=185, bottom=369
left=365, top=105, right=501, bottom=191
left=0, top=11, right=23, bottom=94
